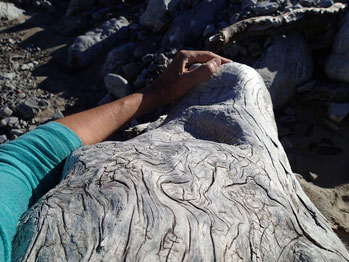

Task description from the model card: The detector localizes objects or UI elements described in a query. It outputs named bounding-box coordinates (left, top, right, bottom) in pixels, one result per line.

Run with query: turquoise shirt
left=0, top=121, right=82, bottom=262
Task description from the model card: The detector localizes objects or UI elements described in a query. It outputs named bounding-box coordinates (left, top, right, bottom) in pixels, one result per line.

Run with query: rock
left=325, top=13, right=349, bottom=83
left=319, top=0, right=333, bottom=8
left=0, top=135, right=7, bottom=144
left=20, top=63, right=34, bottom=71
left=254, top=32, right=313, bottom=109
left=327, top=103, right=349, bottom=123
left=121, top=63, right=140, bottom=80
left=251, top=2, right=279, bottom=15
left=140, top=0, right=182, bottom=32
left=133, top=45, right=145, bottom=59
left=0, top=106, right=13, bottom=119
left=7, top=117, right=19, bottom=128
left=68, top=17, right=129, bottom=68
left=66, top=0, right=95, bottom=16
left=55, top=15, right=91, bottom=36
left=162, top=0, right=227, bottom=47
left=52, top=109, right=64, bottom=120
left=155, top=53, right=169, bottom=66
left=203, top=24, right=216, bottom=38
left=16, top=99, right=40, bottom=120
left=142, top=53, right=154, bottom=64
left=0, top=2, right=24, bottom=21
left=0, top=118, right=10, bottom=128
left=100, top=42, right=136, bottom=76
left=97, top=93, right=114, bottom=106
left=133, top=69, right=148, bottom=89
left=104, top=74, right=133, bottom=98
left=0, top=72, right=16, bottom=80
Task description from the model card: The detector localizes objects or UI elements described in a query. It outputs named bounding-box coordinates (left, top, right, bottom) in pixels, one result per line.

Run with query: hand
left=150, top=50, right=232, bottom=105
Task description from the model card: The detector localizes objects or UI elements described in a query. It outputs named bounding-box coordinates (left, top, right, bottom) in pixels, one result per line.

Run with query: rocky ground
left=1, top=0, right=349, bottom=250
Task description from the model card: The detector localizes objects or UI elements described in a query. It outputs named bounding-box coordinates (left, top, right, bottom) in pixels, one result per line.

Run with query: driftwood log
left=205, top=3, right=347, bottom=51
left=12, top=63, right=349, bottom=261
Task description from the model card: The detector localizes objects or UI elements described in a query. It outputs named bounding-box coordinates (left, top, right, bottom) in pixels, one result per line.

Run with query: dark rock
left=325, top=12, right=349, bottom=83
left=16, top=99, right=40, bottom=120
left=319, top=0, right=333, bottom=7
left=121, top=63, right=140, bottom=80
left=68, top=17, right=129, bottom=68
left=327, top=103, right=349, bottom=123
left=66, top=0, right=95, bottom=16
left=254, top=33, right=313, bottom=109
left=142, top=54, right=154, bottom=64
left=55, top=15, right=91, bottom=36
left=203, top=24, right=216, bottom=38
left=133, top=69, right=148, bottom=89
left=100, top=42, right=136, bottom=76
left=251, top=2, right=279, bottom=15
left=161, top=0, right=227, bottom=47
left=140, top=0, right=182, bottom=32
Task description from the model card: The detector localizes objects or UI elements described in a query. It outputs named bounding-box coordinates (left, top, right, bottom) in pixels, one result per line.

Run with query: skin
left=56, top=50, right=232, bottom=145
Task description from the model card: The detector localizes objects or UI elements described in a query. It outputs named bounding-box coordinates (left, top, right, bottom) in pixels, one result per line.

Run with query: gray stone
left=104, top=74, right=133, bottom=98
left=142, top=53, right=154, bottom=64
left=0, top=106, right=13, bottom=119
left=133, top=69, right=148, bottom=89
left=52, top=109, right=64, bottom=120
left=7, top=117, right=19, bottom=128
left=325, top=13, right=349, bottom=83
left=121, top=63, right=140, bottom=80
left=0, top=2, right=24, bottom=21
left=11, top=129, right=25, bottom=136
left=0, top=135, right=7, bottom=144
left=156, top=53, right=169, bottom=66
left=254, top=33, right=313, bottom=109
left=203, top=24, right=216, bottom=38
left=140, top=0, right=182, bottom=32
left=0, top=118, right=9, bottom=128
left=16, top=99, right=40, bottom=120
left=162, top=0, right=227, bottom=47
left=0, top=72, right=16, bottom=80
left=251, top=2, right=279, bottom=15
left=327, top=103, right=349, bottom=123
left=66, top=0, right=95, bottom=16
left=68, top=17, right=129, bottom=68
left=100, top=42, right=136, bottom=76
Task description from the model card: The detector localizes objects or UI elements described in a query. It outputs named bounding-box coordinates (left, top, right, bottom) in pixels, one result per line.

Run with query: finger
left=184, top=57, right=221, bottom=86
left=185, top=51, right=231, bottom=66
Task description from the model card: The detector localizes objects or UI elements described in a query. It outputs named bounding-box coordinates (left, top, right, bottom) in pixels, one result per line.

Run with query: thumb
left=185, top=58, right=221, bottom=86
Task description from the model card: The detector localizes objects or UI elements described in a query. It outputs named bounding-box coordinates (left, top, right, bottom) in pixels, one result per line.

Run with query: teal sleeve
left=0, top=121, right=82, bottom=262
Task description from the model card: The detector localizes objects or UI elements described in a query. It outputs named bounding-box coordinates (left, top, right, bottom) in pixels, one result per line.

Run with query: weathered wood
left=12, top=63, right=349, bottom=261
left=205, top=3, right=347, bottom=51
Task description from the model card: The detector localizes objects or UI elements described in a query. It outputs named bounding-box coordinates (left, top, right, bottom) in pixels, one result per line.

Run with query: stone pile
left=0, top=0, right=349, bottom=144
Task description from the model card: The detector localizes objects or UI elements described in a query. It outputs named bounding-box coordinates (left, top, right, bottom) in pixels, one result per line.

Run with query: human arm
left=56, top=50, right=232, bottom=145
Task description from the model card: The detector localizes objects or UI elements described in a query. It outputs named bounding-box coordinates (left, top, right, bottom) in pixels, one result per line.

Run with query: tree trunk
left=12, top=63, right=349, bottom=261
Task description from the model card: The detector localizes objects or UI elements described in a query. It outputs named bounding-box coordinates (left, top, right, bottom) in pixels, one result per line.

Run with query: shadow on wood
left=12, top=63, right=349, bottom=261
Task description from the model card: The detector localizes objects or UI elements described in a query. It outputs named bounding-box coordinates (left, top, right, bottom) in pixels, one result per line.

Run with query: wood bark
left=205, top=3, right=347, bottom=51
left=12, top=63, right=349, bottom=261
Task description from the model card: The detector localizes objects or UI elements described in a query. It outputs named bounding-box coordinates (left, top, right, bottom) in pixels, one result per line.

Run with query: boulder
left=140, top=0, right=181, bottom=32
left=254, top=32, right=313, bottom=109
left=161, top=0, right=227, bottom=47
left=325, top=13, right=349, bottom=83
left=12, top=63, right=348, bottom=261
left=100, top=42, right=136, bottom=76
left=0, top=2, right=24, bottom=21
left=104, top=73, right=133, bottom=98
left=68, top=17, right=129, bottom=68
left=66, top=0, right=95, bottom=16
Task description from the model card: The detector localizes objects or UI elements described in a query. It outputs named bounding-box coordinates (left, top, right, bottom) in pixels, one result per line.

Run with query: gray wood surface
left=12, top=63, right=349, bottom=261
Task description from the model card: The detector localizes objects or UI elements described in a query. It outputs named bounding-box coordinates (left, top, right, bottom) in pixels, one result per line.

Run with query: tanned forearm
left=56, top=50, right=232, bottom=146
left=56, top=87, right=162, bottom=145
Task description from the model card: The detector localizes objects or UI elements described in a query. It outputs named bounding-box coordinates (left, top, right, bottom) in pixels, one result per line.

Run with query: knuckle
left=205, top=62, right=216, bottom=74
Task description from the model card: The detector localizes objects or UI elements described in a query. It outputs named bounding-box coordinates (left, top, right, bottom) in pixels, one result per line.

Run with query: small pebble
left=0, top=135, right=7, bottom=144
